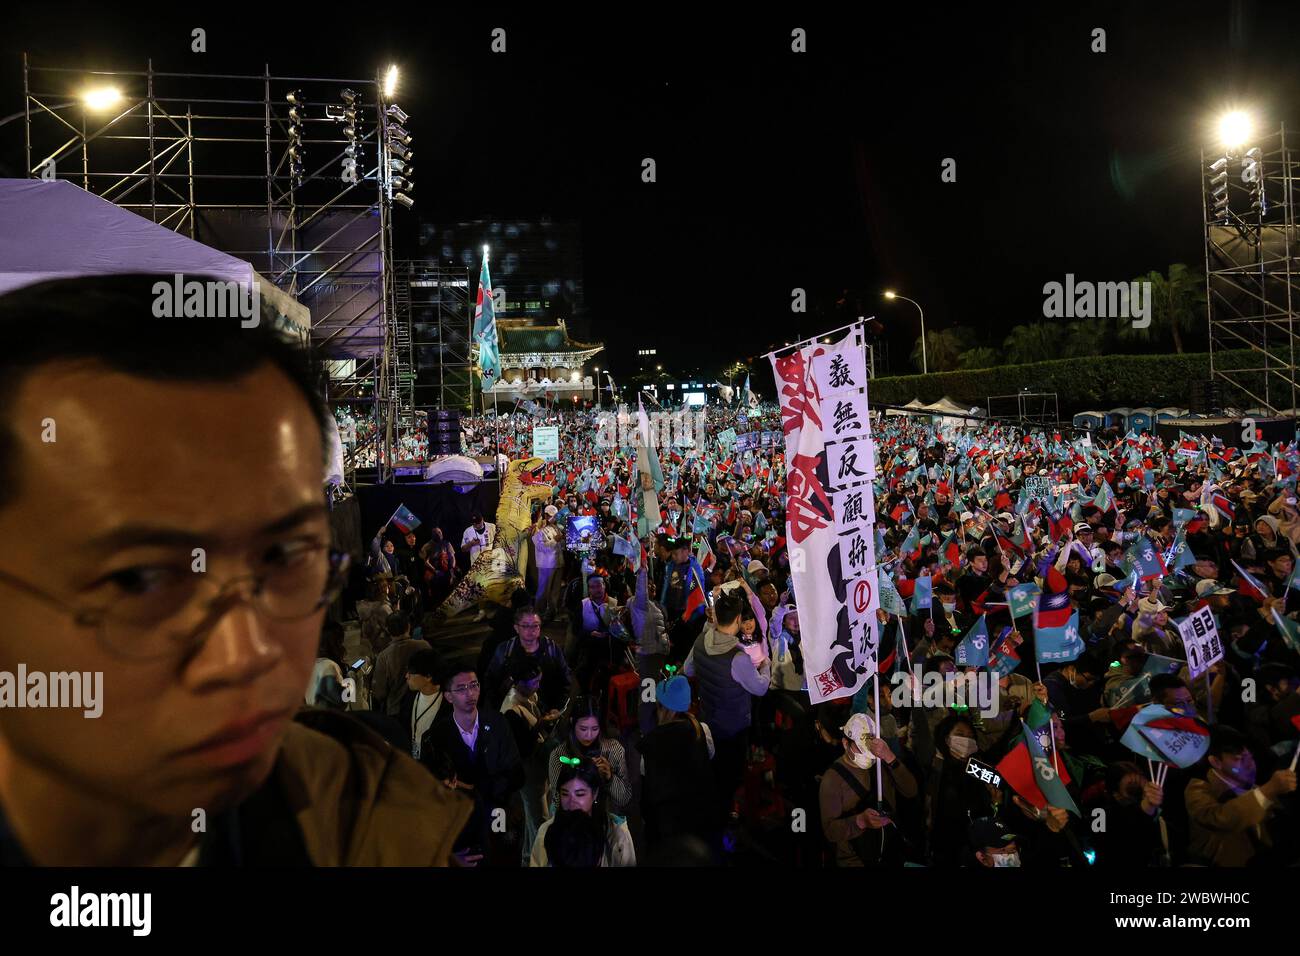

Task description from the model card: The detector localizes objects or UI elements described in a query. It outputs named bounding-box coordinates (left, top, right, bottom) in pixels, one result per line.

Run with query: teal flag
left=955, top=615, right=990, bottom=667
left=1008, top=582, right=1041, bottom=619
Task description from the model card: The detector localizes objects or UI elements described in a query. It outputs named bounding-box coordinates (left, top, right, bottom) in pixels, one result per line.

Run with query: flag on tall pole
left=473, top=248, right=501, bottom=385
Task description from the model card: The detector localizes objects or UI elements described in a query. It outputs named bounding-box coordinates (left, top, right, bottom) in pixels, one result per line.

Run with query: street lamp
left=884, top=290, right=927, bottom=374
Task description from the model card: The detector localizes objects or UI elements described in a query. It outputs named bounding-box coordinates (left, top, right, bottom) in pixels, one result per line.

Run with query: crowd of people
left=316, top=401, right=1300, bottom=867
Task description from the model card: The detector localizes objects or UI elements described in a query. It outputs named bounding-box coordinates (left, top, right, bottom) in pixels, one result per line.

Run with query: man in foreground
left=0, top=275, right=470, bottom=865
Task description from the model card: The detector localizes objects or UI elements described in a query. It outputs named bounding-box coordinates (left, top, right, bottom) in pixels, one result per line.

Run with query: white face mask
left=942, top=602, right=957, bottom=614
left=991, top=852, right=1020, bottom=867
left=949, top=735, right=978, bottom=759
left=849, top=746, right=876, bottom=770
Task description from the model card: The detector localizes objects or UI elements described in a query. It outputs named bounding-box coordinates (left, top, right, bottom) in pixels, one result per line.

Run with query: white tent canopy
left=0, top=178, right=309, bottom=333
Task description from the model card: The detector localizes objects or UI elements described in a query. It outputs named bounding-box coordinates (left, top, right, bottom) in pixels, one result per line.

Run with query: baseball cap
left=1074, top=521, right=1093, bottom=533
left=1094, top=573, right=1119, bottom=589
left=968, top=817, right=1016, bottom=850
left=1195, top=579, right=1235, bottom=598
left=544, top=504, right=558, bottom=517
left=842, top=712, right=878, bottom=750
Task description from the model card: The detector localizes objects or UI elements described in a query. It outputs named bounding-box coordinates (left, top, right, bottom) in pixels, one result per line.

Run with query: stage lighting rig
left=1208, top=156, right=1229, bottom=223
left=286, top=90, right=306, bottom=187
left=1243, top=147, right=1266, bottom=216
left=384, top=104, right=416, bottom=207
left=339, top=88, right=361, bottom=185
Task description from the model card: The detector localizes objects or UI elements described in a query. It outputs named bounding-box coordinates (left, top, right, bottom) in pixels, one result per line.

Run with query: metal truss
left=1203, top=123, right=1300, bottom=416
left=22, top=54, right=416, bottom=481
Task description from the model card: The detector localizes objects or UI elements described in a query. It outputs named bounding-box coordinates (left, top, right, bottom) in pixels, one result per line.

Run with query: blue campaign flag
left=1035, top=609, right=1085, bottom=664
left=389, top=503, right=421, bottom=534
left=911, top=574, right=933, bottom=612
left=1008, top=582, right=1041, bottom=620
left=955, top=614, right=990, bottom=667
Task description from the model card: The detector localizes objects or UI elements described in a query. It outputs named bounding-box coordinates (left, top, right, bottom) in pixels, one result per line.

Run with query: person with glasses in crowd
left=0, top=275, right=471, bottom=866
left=485, top=604, right=575, bottom=714
left=425, top=660, right=525, bottom=866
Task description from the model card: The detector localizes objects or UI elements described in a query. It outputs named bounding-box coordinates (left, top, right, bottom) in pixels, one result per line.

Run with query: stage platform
left=1155, top=416, right=1297, bottom=446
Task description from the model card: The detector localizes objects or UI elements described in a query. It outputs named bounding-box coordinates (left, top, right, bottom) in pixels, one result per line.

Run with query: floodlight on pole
left=82, top=87, right=122, bottom=111
left=383, top=65, right=399, bottom=99
left=1218, top=110, right=1253, bottom=150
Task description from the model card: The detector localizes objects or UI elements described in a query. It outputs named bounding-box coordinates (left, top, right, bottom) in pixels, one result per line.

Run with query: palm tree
left=1002, top=323, right=1056, bottom=365
left=909, top=327, right=975, bottom=373
left=957, top=346, right=1000, bottom=369
left=1062, top=320, right=1104, bottom=358
left=1117, top=263, right=1204, bottom=354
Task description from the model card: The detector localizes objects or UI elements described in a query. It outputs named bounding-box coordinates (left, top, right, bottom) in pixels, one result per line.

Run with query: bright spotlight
left=883, top=290, right=896, bottom=299
left=383, top=65, right=399, bottom=99
left=1219, top=110, right=1253, bottom=149
left=82, top=87, right=123, bottom=111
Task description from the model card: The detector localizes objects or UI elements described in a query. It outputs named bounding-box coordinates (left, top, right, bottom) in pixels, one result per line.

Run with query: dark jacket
left=486, top=636, right=575, bottom=713
left=424, top=709, right=525, bottom=813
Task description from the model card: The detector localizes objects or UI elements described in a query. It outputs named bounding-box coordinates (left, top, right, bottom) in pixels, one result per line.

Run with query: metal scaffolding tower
left=21, top=54, right=417, bottom=481
left=1203, top=122, right=1300, bottom=415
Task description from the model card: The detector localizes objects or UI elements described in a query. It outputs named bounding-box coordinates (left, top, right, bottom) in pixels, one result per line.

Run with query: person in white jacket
left=767, top=604, right=806, bottom=692
left=529, top=760, right=635, bottom=867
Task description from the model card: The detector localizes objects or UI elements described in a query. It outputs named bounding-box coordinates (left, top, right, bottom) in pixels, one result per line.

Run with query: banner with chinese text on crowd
left=770, top=321, right=879, bottom=704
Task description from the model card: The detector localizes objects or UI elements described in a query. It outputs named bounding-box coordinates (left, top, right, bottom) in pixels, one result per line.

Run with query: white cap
left=544, top=504, right=558, bottom=517
left=842, top=712, right=878, bottom=749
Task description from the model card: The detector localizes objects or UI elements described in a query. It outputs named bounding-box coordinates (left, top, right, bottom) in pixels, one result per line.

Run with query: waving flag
left=1230, top=559, right=1271, bottom=603
left=996, top=701, right=1078, bottom=815
left=1138, top=713, right=1211, bottom=768
left=1035, top=609, right=1084, bottom=663
left=955, top=615, right=990, bottom=667
left=472, top=254, right=501, bottom=383
left=1123, top=536, right=1168, bottom=582
left=1092, top=479, right=1116, bottom=513
left=910, top=574, right=933, bottom=613
left=389, top=503, right=421, bottom=534
left=680, top=560, right=709, bottom=622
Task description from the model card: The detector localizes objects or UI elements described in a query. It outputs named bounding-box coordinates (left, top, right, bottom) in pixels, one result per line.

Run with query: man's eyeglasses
left=0, top=546, right=349, bottom=662
left=516, top=620, right=543, bottom=630
left=449, top=681, right=480, bottom=694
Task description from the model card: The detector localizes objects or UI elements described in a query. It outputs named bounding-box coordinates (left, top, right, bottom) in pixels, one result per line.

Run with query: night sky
left=4, top=2, right=1299, bottom=388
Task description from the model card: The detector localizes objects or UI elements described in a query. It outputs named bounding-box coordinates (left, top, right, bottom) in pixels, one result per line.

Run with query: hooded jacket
left=684, top=622, right=770, bottom=738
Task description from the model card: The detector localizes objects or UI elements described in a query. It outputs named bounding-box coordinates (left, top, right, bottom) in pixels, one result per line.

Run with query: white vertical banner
left=772, top=321, right=876, bottom=704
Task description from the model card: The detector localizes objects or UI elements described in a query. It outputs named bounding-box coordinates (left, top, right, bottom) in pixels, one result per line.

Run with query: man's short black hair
left=1149, top=673, right=1186, bottom=698
left=385, top=611, right=410, bottom=638
left=441, top=657, right=478, bottom=686
left=1208, top=725, right=1249, bottom=759
left=0, top=274, right=328, bottom=511
left=1074, top=652, right=1105, bottom=680
left=407, top=649, right=440, bottom=680
left=713, top=590, right=744, bottom=627
left=513, top=603, right=542, bottom=624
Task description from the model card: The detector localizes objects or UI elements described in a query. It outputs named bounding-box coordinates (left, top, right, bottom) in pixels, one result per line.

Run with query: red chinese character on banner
left=814, top=667, right=843, bottom=697
left=786, top=451, right=832, bottom=542
left=773, top=349, right=823, bottom=434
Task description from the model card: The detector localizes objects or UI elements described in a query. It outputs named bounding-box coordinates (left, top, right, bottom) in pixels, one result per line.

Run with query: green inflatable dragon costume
left=436, top=456, right=553, bottom=618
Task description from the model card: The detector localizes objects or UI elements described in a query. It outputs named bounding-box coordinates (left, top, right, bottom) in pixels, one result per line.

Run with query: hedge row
left=868, top=350, right=1264, bottom=413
